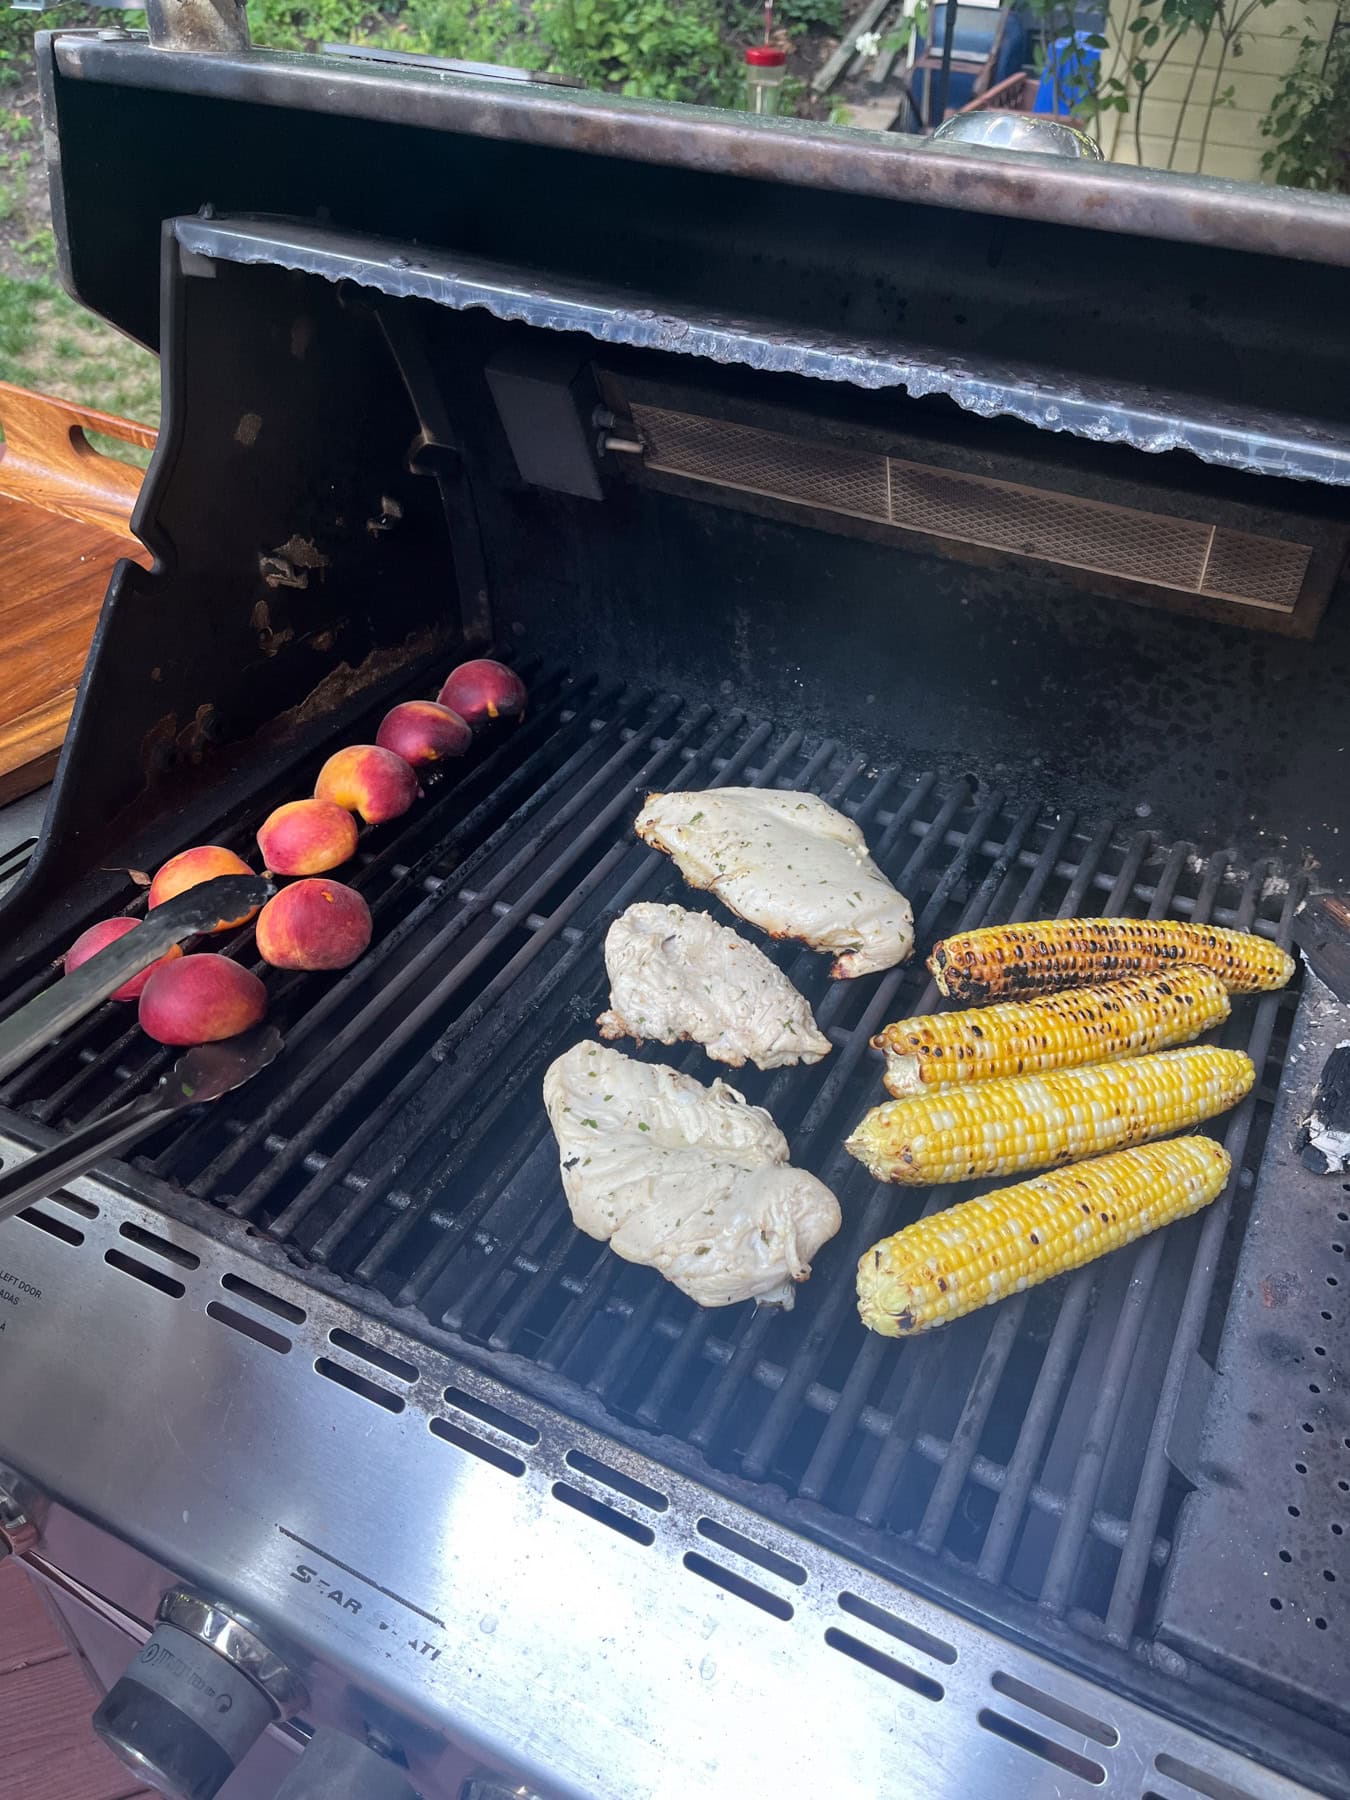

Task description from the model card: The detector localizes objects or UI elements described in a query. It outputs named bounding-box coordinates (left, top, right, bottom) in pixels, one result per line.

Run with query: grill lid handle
left=931, top=111, right=1105, bottom=159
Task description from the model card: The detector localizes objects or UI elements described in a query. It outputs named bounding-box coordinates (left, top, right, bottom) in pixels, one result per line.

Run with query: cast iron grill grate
left=0, top=669, right=1304, bottom=1683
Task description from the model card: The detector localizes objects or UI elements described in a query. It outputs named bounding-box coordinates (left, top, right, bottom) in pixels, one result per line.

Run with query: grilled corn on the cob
left=874, top=967, right=1230, bottom=1097
left=857, top=1137, right=1232, bottom=1336
left=929, top=916, right=1294, bottom=1002
left=845, top=1044, right=1253, bottom=1185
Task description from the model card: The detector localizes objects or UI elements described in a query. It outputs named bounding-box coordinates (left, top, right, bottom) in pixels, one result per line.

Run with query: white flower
left=854, top=29, right=882, bottom=56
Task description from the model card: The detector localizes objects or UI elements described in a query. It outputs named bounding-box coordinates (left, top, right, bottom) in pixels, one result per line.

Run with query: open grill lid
left=40, top=31, right=1350, bottom=484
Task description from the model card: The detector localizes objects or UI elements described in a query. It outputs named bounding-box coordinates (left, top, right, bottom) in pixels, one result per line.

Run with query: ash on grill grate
left=0, top=673, right=1301, bottom=1672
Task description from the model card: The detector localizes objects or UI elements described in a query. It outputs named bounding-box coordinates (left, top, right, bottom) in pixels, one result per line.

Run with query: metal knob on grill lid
left=931, top=111, right=1105, bottom=158
left=92, top=1590, right=307, bottom=1800
left=275, top=1726, right=422, bottom=1799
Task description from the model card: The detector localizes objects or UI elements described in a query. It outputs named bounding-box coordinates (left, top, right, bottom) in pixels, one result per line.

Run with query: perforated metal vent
left=630, top=404, right=1315, bottom=617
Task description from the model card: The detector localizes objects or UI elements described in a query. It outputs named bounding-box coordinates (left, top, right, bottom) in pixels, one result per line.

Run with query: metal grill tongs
left=0, top=873, right=280, bottom=1227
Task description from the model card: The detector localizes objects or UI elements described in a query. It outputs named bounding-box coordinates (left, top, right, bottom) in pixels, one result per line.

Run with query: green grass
left=0, top=271, right=46, bottom=363
left=0, top=272, right=159, bottom=452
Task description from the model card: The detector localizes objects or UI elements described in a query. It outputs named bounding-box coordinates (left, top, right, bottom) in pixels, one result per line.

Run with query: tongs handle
left=0, top=1089, right=170, bottom=1229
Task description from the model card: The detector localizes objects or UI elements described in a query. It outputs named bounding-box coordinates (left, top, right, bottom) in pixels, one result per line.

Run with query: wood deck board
left=0, top=1561, right=154, bottom=1800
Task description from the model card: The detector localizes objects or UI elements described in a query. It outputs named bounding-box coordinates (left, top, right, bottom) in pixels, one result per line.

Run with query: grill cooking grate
left=0, top=670, right=1303, bottom=1685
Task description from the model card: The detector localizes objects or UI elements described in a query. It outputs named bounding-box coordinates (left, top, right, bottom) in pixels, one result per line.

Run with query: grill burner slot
left=328, top=1327, right=418, bottom=1384
left=977, top=1707, right=1107, bottom=1785
left=551, top=1480, right=656, bottom=1546
left=989, top=1669, right=1118, bottom=1746
left=443, top=1385, right=540, bottom=1446
left=119, top=1221, right=200, bottom=1269
left=695, top=1517, right=807, bottom=1586
left=36, top=1190, right=97, bottom=1219
left=315, top=1355, right=406, bottom=1413
left=220, top=1271, right=306, bottom=1323
left=104, top=1247, right=185, bottom=1298
left=20, top=1206, right=84, bottom=1245
left=207, top=1300, right=292, bottom=1355
left=1153, top=1752, right=1267, bottom=1800
left=823, top=1625, right=944, bottom=1700
left=564, top=1448, right=666, bottom=1510
left=683, top=1550, right=795, bottom=1621
left=429, top=1413, right=526, bottom=1476
left=837, top=1589, right=957, bottom=1664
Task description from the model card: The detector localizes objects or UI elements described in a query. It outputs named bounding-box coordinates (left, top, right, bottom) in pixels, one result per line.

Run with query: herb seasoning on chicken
left=634, top=788, right=914, bottom=978
left=543, top=1041, right=841, bottom=1307
left=597, top=902, right=831, bottom=1070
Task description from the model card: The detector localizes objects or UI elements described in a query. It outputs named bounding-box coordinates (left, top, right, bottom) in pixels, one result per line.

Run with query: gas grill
left=0, top=21, right=1348, bottom=1800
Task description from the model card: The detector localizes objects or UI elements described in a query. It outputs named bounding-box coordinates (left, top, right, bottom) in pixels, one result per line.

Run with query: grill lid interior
left=631, top=403, right=1317, bottom=615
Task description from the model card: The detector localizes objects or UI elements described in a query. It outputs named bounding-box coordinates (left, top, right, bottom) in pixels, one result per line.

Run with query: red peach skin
left=315, top=744, right=420, bottom=824
left=148, top=845, right=257, bottom=931
left=437, top=659, right=526, bottom=731
left=138, top=954, right=267, bottom=1045
left=257, top=799, right=359, bottom=876
left=255, top=879, right=373, bottom=971
left=64, top=917, right=184, bottom=1002
left=376, top=700, right=472, bottom=768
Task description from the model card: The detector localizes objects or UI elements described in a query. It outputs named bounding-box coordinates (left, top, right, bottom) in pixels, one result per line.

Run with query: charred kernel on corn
left=845, top=1045, right=1254, bottom=1185
left=873, top=967, right=1231, bottom=1097
left=857, top=1137, right=1232, bottom=1336
left=928, top=917, right=1295, bottom=1002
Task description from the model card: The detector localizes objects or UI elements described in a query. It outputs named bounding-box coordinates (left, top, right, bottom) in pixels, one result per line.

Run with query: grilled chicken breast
left=543, top=1042, right=841, bottom=1308
left=634, top=788, right=914, bottom=979
left=596, top=902, right=831, bottom=1070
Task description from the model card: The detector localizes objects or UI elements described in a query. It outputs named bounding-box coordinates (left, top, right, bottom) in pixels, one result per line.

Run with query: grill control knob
left=275, top=1726, right=422, bottom=1799
left=92, top=1589, right=307, bottom=1800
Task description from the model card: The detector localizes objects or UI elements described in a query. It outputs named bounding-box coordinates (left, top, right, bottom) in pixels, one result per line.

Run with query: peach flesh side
left=375, top=700, right=472, bottom=767
left=314, top=744, right=420, bottom=824
left=257, top=799, right=359, bottom=876
left=255, top=879, right=373, bottom=971
left=148, top=845, right=257, bottom=931
left=437, top=659, right=526, bottom=731
left=137, top=953, right=267, bottom=1046
left=64, top=917, right=183, bottom=1002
